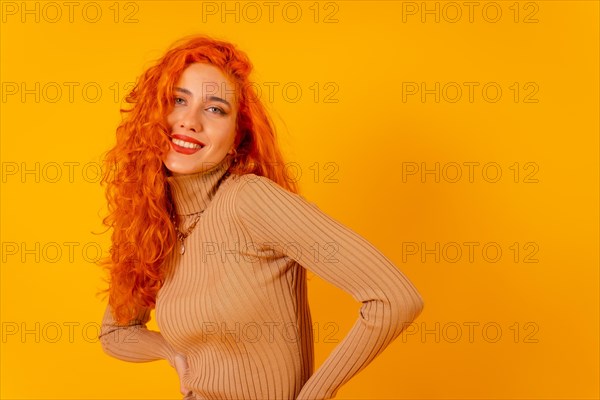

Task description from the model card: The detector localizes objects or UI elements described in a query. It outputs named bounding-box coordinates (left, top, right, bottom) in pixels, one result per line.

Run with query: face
left=163, top=63, right=238, bottom=175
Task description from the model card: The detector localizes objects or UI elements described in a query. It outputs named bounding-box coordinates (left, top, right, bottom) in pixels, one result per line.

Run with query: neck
left=166, top=154, right=234, bottom=215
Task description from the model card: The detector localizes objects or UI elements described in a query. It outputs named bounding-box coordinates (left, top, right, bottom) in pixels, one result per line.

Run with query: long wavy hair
left=97, top=34, right=299, bottom=325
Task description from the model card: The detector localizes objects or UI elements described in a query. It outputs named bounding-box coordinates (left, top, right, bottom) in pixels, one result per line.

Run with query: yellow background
left=1, top=1, right=598, bottom=399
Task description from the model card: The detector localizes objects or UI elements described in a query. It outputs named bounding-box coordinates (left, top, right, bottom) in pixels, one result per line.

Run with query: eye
left=174, top=96, right=186, bottom=105
left=207, top=106, right=226, bottom=115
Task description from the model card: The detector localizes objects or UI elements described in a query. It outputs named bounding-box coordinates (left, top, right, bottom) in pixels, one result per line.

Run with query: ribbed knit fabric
left=99, top=153, right=424, bottom=400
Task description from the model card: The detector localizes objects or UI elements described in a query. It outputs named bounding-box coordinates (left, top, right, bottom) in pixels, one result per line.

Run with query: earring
left=230, top=147, right=238, bottom=163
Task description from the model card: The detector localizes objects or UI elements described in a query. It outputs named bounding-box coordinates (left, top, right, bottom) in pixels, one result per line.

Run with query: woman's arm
left=233, top=175, right=425, bottom=400
left=98, top=303, right=179, bottom=368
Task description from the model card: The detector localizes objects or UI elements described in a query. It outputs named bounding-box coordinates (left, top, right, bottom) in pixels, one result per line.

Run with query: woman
left=97, top=34, right=424, bottom=400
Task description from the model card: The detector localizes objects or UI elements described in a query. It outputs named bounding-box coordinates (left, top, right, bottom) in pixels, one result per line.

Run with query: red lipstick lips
left=170, top=134, right=205, bottom=155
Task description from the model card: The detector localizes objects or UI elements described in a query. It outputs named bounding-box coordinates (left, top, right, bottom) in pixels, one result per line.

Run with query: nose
left=178, top=109, right=202, bottom=132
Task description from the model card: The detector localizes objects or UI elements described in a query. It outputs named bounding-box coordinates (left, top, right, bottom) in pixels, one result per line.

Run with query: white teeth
left=172, top=138, right=202, bottom=149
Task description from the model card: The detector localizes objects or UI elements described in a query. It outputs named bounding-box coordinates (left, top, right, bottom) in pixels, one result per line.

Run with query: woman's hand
left=173, top=353, right=191, bottom=396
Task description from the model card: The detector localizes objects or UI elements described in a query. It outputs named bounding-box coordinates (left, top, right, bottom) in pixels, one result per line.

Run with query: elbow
left=402, top=278, right=425, bottom=320
left=387, top=289, right=424, bottom=335
left=98, top=331, right=111, bottom=356
left=99, top=341, right=113, bottom=358
left=98, top=327, right=119, bottom=358
left=412, top=288, right=424, bottom=319
left=401, top=294, right=424, bottom=324
left=413, top=293, right=424, bottom=321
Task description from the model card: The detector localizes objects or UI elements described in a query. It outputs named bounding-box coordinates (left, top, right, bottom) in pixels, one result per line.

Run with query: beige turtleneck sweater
left=98, top=154, right=424, bottom=400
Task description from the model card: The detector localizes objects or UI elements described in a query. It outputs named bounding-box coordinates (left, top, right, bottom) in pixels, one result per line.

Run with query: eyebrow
left=174, top=87, right=232, bottom=108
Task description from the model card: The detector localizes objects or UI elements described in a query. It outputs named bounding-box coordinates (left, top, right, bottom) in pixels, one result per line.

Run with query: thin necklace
left=173, top=211, right=204, bottom=255
left=169, top=166, right=232, bottom=255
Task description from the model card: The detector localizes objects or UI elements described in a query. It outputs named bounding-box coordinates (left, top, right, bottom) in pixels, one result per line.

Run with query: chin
left=163, top=155, right=197, bottom=175
left=164, top=161, right=201, bottom=175
left=163, top=148, right=229, bottom=175
left=166, top=166, right=195, bottom=175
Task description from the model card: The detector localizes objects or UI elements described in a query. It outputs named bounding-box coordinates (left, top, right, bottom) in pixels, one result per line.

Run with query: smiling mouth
left=171, top=137, right=203, bottom=149
left=170, top=135, right=206, bottom=155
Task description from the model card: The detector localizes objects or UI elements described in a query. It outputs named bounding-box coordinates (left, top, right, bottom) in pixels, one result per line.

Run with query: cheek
left=209, top=120, right=236, bottom=140
left=166, top=111, right=178, bottom=127
left=223, top=118, right=237, bottom=140
left=222, top=126, right=237, bottom=147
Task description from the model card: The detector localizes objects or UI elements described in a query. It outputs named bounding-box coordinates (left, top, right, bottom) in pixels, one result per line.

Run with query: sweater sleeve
left=98, top=303, right=178, bottom=368
left=233, top=175, right=425, bottom=400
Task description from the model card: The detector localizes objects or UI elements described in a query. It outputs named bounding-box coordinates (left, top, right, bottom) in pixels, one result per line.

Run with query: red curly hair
left=97, top=34, right=299, bottom=325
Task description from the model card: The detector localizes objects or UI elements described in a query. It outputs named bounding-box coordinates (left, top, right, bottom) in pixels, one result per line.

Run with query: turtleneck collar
left=166, top=154, right=234, bottom=215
